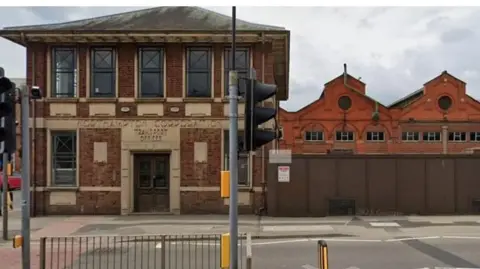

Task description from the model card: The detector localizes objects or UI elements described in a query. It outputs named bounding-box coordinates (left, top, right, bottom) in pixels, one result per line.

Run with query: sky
left=0, top=6, right=479, bottom=111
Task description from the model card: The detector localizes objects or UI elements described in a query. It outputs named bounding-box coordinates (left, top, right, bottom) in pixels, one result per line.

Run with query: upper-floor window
left=52, top=48, right=76, bottom=98
left=186, top=47, right=211, bottom=98
left=223, top=130, right=249, bottom=186
left=139, top=48, right=164, bottom=98
left=470, top=132, right=480, bottom=142
left=305, top=131, right=324, bottom=141
left=366, top=131, right=385, bottom=141
left=335, top=131, right=354, bottom=142
left=224, top=48, right=250, bottom=96
left=423, top=132, right=441, bottom=142
left=91, top=48, right=116, bottom=97
left=51, top=131, right=77, bottom=187
left=402, top=131, right=420, bottom=142
left=448, top=132, right=466, bottom=142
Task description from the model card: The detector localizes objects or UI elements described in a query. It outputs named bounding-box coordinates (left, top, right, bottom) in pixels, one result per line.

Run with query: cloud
left=1, top=7, right=480, bottom=111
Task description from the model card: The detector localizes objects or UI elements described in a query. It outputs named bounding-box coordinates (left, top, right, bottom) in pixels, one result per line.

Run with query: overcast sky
left=0, top=6, right=479, bottom=111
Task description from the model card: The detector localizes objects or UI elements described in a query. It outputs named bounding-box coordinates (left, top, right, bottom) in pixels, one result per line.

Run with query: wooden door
left=134, top=154, right=170, bottom=212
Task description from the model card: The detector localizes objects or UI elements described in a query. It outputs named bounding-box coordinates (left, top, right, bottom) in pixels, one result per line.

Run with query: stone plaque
left=134, top=128, right=168, bottom=142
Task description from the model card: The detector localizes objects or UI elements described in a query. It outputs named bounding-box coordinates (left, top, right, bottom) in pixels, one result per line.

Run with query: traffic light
left=243, top=78, right=278, bottom=152
left=0, top=76, right=14, bottom=154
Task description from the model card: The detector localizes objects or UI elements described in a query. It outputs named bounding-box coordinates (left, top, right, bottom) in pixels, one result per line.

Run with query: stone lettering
left=77, top=119, right=223, bottom=129
left=133, top=128, right=168, bottom=142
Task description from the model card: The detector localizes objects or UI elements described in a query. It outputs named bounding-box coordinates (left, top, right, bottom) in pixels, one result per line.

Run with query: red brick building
left=0, top=7, right=290, bottom=215
left=280, top=66, right=480, bottom=154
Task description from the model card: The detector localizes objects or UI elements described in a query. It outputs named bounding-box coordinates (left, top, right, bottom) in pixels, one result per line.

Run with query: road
left=37, top=237, right=480, bottom=269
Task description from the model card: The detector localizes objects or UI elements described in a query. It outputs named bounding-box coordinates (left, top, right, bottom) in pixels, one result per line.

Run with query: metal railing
left=40, top=234, right=249, bottom=269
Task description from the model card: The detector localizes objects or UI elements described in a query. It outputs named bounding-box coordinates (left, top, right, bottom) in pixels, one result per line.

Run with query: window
left=224, top=48, right=250, bottom=95
left=52, top=48, right=76, bottom=97
left=335, top=131, right=354, bottom=142
left=91, top=48, right=116, bottom=97
left=305, top=131, right=324, bottom=141
left=51, top=131, right=77, bottom=186
left=470, top=132, right=480, bottom=142
left=423, top=132, right=441, bottom=141
left=366, top=131, right=385, bottom=141
left=186, top=47, right=212, bottom=98
left=448, top=132, right=466, bottom=142
left=223, top=130, right=249, bottom=186
left=139, top=48, right=164, bottom=97
left=402, top=131, right=420, bottom=141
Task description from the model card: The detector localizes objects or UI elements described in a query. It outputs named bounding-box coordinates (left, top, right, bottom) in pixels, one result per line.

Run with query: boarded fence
left=267, top=155, right=480, bottom=217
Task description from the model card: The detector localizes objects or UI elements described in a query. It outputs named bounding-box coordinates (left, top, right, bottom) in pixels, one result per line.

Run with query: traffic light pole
left=20, top=86, right=31, bottom=269
left=2, top=152, right=8, bottom=240
left=228, top=6, right=239, bottom=269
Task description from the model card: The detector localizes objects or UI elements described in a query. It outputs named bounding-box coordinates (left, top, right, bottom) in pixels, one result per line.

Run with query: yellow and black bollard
left=317, top=240, right=329, bottom=269
left=221, top=233, right=230, bottom=269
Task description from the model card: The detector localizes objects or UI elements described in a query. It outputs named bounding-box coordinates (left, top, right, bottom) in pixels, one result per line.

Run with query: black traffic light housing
left=243, top=78, right=278, bottom=152
left=0, top=77, right=15, bottom=154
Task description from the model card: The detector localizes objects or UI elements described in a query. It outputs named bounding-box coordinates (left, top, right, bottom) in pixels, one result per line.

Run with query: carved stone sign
left=77, top=119, right=223, bottom=129
left=134, top=128, right=168, bottom=142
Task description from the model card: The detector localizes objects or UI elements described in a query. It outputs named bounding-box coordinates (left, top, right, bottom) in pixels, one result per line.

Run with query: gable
left=298, top=79, right=390, bottom=121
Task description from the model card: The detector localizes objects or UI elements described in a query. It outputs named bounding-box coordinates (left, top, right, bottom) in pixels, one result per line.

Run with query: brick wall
left=280, top=73, right=480, bottom=155
left=24, top=40, right=277, bottom=215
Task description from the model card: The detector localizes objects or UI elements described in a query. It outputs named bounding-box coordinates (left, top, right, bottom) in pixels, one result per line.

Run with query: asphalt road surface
left=39, top=237, right=480, bottom=269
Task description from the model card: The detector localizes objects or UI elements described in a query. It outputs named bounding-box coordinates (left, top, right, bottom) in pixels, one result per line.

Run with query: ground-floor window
left=51, top=131, right=77, bottom=186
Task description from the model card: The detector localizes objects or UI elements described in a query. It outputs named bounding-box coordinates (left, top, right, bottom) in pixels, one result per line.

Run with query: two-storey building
left=280, top=65, right=480, bottom=154
left=0, top=6, right=290, bottom=215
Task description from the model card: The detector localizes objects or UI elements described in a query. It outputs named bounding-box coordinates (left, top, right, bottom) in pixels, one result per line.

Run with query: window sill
left=183, top=97, right=214, bottom=103
left=46, top=97, right=79, bottom=103
left=222, top=98, right=245, bottom=103
left=86, top=97, right=118, bottom=103
left=46, top=186, right=79, bottom=192
left=136, top=97, right=166, bottom=103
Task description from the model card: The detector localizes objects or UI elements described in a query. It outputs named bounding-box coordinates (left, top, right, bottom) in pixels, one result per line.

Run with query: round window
left=338, top=96, right=352, bottom=111
left=438, top=95, right=453, bottom=110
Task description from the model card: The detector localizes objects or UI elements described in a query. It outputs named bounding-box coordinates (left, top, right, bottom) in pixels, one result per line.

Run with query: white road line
left=262, top=225, right=334, bottom=232
left=301, top=264, right=318, bottom=269
left=253, top=239, right=309, bottom=246
left=441, top=236, right=480, bottom=240
left=385, top=236, right=440, bottom=242
left=369, top=222, right=400, bottom=227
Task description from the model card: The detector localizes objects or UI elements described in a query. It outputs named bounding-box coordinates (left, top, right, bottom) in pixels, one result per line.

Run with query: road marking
left=369, top=222, right=400, bottom=227
left=385, top=236, right=440, bottom=242
left=253, top=239, right=309, bottom=246
left=301, top=264, right=317, bottom=269
left=318, top=238, right=382, bottom=242
left=262, top=225, right=333, bottom=232
left=441, top=236, right=480, bottom=240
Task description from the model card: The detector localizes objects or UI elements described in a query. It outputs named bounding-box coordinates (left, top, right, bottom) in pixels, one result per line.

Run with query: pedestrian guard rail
left=38, top=234, right=252, bottom=269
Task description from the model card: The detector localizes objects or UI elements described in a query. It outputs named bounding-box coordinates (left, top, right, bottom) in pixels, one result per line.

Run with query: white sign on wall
left=278, top=166, right=290, bottom=182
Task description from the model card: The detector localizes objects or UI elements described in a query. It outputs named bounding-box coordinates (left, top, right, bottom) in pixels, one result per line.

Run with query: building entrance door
left=134, top=154, right=170, bottom=212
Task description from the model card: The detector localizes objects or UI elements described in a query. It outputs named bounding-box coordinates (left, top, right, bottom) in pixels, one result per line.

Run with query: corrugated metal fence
left=40, top=234, right=249, bottom=269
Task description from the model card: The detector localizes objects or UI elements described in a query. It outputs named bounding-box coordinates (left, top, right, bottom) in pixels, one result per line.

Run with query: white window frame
left=366, top=131, right=385, bottom=142
left=470, top=132, right=480, bottom=142
left=335, top=131, right=354, bottom=142
left=448, top=132, right=467, bottom=142
left=305, top=131, right=324, bottom=141
left=402, top=131, right=420, bottom=142
left=423, top=132, right=441, bottom=142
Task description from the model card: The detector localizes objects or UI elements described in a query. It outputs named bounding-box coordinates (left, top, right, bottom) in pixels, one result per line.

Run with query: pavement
left=1, top=190, right=480, bottom=268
